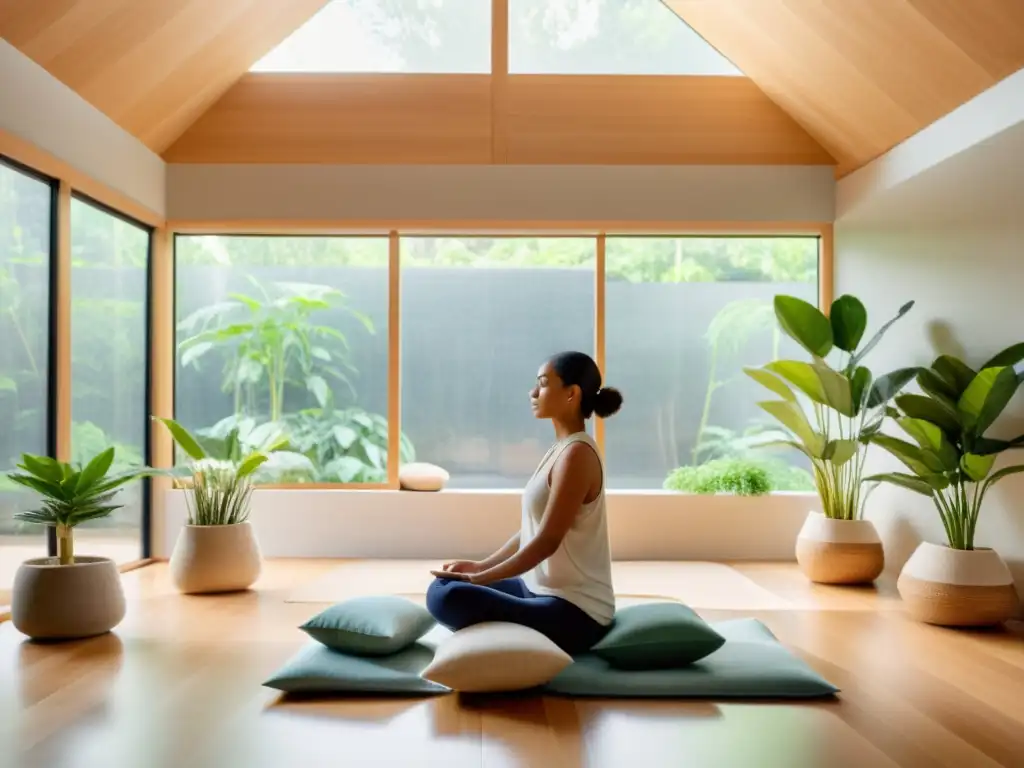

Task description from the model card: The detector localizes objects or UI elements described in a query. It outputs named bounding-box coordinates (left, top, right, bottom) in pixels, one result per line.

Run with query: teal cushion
left=263, top=641, right=448, bottom=695
left=592, top=603, right=726, bottom=669
left=300, top=596, right=436, bottom=655
left=545, top=619, right=838, bottom=698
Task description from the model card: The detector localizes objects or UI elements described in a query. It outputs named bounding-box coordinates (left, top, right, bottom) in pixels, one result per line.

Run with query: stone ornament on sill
left=399, top=462, right=450, bottom=492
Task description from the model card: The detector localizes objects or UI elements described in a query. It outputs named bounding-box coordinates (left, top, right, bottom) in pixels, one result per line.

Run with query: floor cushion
left=299, top=596, right=436, bottom=655
left=399, top=462, right=450, bottom=491
left=591, top=602, right=726, bottom=669
left=421, top=622, right=573, bottom=693
left=263, top=640, right=448, bottom=695
left=545, top=618, right=838, bottom=698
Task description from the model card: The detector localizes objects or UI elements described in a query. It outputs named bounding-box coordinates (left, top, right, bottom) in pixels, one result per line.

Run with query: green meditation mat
left=265, top=619, right=837, bottom=699
left=543, top=618, right=838, bottom=698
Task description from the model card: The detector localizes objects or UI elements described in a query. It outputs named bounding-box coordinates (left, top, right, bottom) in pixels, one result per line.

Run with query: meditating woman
left=426, top=351, right=623, bottom=655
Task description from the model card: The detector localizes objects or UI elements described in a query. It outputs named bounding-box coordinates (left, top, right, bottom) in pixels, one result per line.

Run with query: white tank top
left=520, top=431, right=615, bottom=625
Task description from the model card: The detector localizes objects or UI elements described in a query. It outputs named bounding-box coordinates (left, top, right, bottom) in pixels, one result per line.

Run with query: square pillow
left=263, top=640, right=448, bottom=695
left=545, top=618, right=839, bottom=699
left=421, top=622, right=573, bottom=693
left=300, top=596, right=436, bottom=656
left=592, top=602, right=725, bottom=670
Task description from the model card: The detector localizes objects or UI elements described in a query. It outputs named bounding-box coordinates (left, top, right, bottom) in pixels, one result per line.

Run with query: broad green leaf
left=893, top=393, right=961, bottom=435
left=812, top=359, right=854, bottom=416
left=306, top=375, right=330, bottom=408
left=75, top=447, right=115, bottom=494
left=6, top=473, right=66, bottom=500
left=866, top=367, right=920, bottom=409
left=972, top=434, right=1024, bottom=455
left=757, top=400, right=825, bottom=458
left=755, top=439, right=812, bottom=459
left=870, top=434, right=938, bottom=478
left=765, top=361, right=828, bottom=406
left=18, top=454, right=64, bottom=484
left=826, top=439, right=859, bottom=466
left=981, top=342, right=1024, bottom=370
left=332, top=425, right=359, bottom=450
left=180, top=341, right=214, bottom=368
left=237, top=452, right=269, bottom=478
left=961, top=453, right=996, bottom=482
left=958, top=366, right=1019, bottom=435
left=849, top=300, right=915, bottom=368
left=829, top=295, right=868, bottom=352
left=774, top=295, right=833, bottom=357
left=849, top=366, right=872, bottom=413
left=931, top=355, right=976, bottom=397
left=863, top=472, right=934, bottom=496
left=896, top=418, right=959, bottom=470
left=153, top=417, right=207, bottom=461
left=743, top=366, right=796, bottom=402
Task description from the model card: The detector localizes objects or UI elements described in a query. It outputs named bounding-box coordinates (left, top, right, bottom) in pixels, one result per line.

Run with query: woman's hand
left=441, top=560, right=484, bottom=575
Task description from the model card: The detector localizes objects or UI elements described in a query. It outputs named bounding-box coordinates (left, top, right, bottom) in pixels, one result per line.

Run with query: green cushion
left=263, top=641, right=448, bottom=695
left=300, top=596, right=436, bottom=655
left=591, top=603, right=726, bottom=669
left=545, top=619, right=838, bottom=698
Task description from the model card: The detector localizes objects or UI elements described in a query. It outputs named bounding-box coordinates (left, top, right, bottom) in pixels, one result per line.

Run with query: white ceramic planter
left=170, top=522, right=262, bottom=594
left=897, top=542, right=1019, bottom=626
left=794, top=511, right=885, bottom=584
left=12, top=556, right=126, bottom=640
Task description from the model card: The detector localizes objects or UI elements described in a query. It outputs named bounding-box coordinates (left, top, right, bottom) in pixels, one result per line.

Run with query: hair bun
left=593, top=386, right=624, bottom=419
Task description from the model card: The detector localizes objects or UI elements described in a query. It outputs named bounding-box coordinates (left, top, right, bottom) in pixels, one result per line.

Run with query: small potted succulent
left=6, top=448, right=150, bottom=640
left=867, top=348, right=1024, bottom=626
left=745, top=294, right=917, bottom=584
left=154, top=417, right=267, bottom=594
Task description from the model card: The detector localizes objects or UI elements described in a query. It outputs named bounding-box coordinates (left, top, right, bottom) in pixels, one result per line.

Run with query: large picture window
left=174, top=236, right=391, bottom=484
left=604, top=236, right=819, bottom=490
left=70, top=197, right=151, bottom=562
left=0, top=160, right=53, bottom=598
left=400, top=237, right=596, bottom=488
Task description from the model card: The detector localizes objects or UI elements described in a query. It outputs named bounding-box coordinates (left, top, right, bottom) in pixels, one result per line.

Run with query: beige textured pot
left=795, top=511, right=885, bottom=584
left=11, top=556, right=126, bottom=641
left=170, top=522, right=262, bottom=594
left=898, top=542, right=1019, bottom=627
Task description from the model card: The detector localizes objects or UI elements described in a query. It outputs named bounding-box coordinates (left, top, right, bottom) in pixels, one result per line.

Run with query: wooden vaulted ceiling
left=666, top=0, right=1024, bottom=176
left=2, top=0, right=1024, bottom=174
left=0, top=0, right=328, bottom=152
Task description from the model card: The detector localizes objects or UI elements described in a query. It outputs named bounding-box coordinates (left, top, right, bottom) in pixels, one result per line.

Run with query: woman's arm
left=478, top=532, right=521, bottom=569
left=469, top=443, right=597, bottom=585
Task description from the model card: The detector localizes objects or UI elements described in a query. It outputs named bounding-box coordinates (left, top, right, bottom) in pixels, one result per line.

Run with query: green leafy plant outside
left=866, top=347, right=1024, bottom=550
left=4, top=448, right=152, bottom=564
left=664, top=458, right=772, bottom=496
left=745, top=294, right=918, bottom=519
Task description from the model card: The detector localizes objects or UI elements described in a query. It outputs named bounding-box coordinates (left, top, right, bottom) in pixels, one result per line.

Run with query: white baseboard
left=157, top=489, right=815, bottom=561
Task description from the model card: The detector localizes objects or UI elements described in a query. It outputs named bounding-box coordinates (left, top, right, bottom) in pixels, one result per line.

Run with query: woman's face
left=530, top=361, right=577, bottom=420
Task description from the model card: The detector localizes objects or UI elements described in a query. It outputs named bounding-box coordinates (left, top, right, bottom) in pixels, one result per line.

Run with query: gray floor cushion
left=544, top=618, right=839, bottom=698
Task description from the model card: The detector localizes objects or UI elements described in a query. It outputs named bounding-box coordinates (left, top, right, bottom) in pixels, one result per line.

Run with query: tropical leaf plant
left=4, top=448, right=153, bottom=565
left=744, top=294, right=917, bottom=519
left=153, top=417, right=270, bottom=525
left=865, top=347, right=1024, bottom=549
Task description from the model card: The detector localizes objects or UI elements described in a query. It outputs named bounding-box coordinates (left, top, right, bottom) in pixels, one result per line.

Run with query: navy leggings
left=426, top=576, right=609, bottom=656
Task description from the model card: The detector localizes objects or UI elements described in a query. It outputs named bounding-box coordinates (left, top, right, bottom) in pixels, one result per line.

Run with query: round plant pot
left=170, top=522, right=262, bottom=594
left=11, top=556, right=126, bottom=641
left=897, top=542, right=1019, bottom=627
left=795, top=511, right=885, bottom=584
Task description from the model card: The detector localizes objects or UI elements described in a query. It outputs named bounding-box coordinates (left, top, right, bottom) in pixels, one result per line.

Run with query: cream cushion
left=398, top=462, right=450, bottom=491
left=421, top=622, right=573, bottom=692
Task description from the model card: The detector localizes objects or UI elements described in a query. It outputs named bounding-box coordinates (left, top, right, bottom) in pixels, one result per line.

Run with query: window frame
left=167, top=221, right=831, bottom=490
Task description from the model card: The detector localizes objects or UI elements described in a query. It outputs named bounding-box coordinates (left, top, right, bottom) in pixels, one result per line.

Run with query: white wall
left=158, top=489, right=816, bottom=562
left=835, top=222, right=1024, bottom=601
left=166, top=164, right=835, bottom=223
left=0, top=39, right=165, bottom=216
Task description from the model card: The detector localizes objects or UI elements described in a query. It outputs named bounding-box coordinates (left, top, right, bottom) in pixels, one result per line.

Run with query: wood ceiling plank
left=667, top=0, right=1024, bottom=176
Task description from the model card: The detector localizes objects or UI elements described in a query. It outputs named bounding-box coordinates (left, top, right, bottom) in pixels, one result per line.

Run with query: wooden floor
left=2, top=560, right=1023, bottom=768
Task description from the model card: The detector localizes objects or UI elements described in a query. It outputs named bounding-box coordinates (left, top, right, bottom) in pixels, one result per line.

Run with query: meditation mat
left=285, top=560, right=792, bottom=610
left=264, top=620, right=837, bottom=699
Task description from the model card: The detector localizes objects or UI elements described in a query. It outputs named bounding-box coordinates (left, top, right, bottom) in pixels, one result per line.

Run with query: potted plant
left=6, top=448, right=150, bottom=640
left=154, top=417, right=267, bottom=594
left=745, top=294, right=917, bottom=584
left=866, top=348, right=1024, bottom=625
